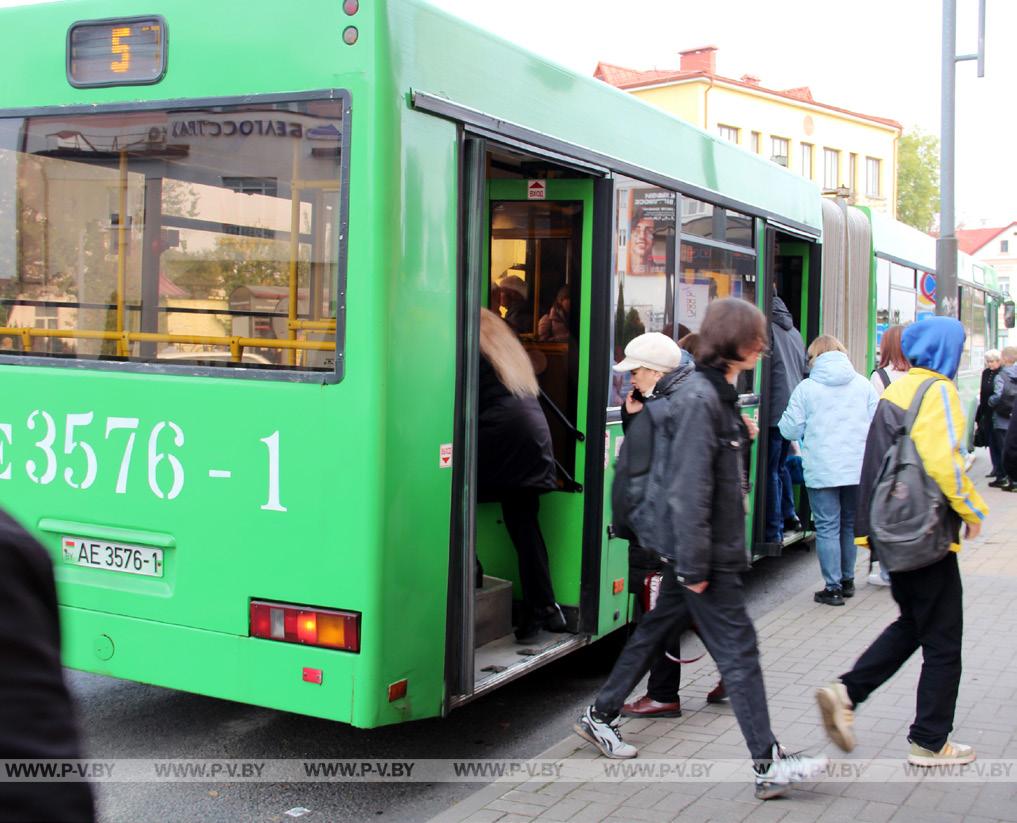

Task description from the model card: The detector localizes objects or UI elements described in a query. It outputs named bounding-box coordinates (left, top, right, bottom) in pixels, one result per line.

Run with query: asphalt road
left=69, top=542, right=820, bottom=823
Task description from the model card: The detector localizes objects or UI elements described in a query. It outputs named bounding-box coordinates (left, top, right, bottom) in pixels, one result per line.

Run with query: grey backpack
left=869, top=378, right=952, bottom=573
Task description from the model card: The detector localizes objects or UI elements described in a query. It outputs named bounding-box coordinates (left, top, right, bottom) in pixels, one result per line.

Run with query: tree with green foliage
left=896, top=128, right=940, bottom=232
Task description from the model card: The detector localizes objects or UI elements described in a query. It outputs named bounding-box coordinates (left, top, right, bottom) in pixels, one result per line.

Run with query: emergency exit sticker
left=527, top=180, right=546, bottom=200
left=439, top=443, right=453, bottom=468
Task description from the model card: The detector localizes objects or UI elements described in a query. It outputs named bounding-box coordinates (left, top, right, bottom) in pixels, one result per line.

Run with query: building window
left=771, top=137, right=789, bottom=167
left=751, top=131, right=761, bottom=153
left=849, top=153, right=858, bottom=193
left=865, top=157, right=882, bottom=197
left=1002, top=240, right=1010, bottom=254
left=718, top=125, right=739, bottom=144
left=799, top=143, right=813, bottom=179
left=824, top=149, right=840, bottom=190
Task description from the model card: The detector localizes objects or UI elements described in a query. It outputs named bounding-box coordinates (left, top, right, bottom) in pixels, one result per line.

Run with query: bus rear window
left=0, top=97, right=346, bottom=374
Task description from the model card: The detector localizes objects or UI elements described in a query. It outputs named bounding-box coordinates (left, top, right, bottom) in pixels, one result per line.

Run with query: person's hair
left=877, top=325, right=910, bottom=371
left=677, top=332, right=700, bottom=359
left=479, top=308, right=539, bottom=397
left=696, top=298, right=768, bottom=371
left=1002, top=346, right=1017, bottom=365
left=985, top=349, right=1001, bottom=363
left=807, top=334, right=847, bottom=366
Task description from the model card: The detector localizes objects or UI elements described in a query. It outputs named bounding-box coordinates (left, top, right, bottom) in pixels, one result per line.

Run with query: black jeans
left=629, top=550, right=683, bottom=704
left=684, top=572, right=776, bottom=761
left=594, top=566, right=690, bottom=717
left=500, top=491, right=555, bottom=615
left=841, top=551, right=963, bottom=751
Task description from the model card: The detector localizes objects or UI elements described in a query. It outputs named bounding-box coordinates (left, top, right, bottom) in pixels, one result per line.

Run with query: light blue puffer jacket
left=778, top=351, right=879, bottom=489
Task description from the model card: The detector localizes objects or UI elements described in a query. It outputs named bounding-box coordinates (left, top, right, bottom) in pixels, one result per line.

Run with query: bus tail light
left=250, top=601, right=360, bottom=652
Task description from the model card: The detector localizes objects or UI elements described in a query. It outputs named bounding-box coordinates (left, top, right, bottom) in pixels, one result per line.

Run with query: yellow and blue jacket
left=855, top=367, right=988, bottom=552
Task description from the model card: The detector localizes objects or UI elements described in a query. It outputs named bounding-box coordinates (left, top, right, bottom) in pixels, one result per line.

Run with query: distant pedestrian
left=976, top=349, right=1002, bottom=478
left=987, top=346, right=1017, bottom=490
left=0, top=509, right=95, bottom=823
left=817, top=317, right=988, bottom=767
left=778, top=335, right=877, bottom=606
left=579, top=298, right=826, bottom=798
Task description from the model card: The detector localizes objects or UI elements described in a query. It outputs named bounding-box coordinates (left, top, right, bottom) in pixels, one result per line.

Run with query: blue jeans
left=808, top=485, right=859, bottom=589
left=766, top=428, right=796, bottom=542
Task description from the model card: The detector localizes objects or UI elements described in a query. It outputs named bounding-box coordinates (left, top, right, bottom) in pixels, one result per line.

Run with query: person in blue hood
left=779, top=335, right=878, bottom=605
left=816, top=315, right=988, bottom=769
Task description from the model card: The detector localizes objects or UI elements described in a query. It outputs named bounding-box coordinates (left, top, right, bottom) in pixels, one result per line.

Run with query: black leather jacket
left=665, top=367, right=750, bottom=584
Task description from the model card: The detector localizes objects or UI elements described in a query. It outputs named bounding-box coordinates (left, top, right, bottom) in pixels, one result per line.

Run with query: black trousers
left=594, top=566, right=690, bottom=717
left=500, top=491, right=556, bottom=615
left=841, top=551, right=963, bottom=751
left=629, top=558, right=683, bottom=704
left=683, top=572, right=776, bottom=761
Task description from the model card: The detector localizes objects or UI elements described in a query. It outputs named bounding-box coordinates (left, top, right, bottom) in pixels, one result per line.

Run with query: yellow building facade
left=596, top=47, right=901, bottom=216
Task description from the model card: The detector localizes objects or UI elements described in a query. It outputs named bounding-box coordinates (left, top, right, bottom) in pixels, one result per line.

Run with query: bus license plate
left=62, top=536, right=164, bottom=578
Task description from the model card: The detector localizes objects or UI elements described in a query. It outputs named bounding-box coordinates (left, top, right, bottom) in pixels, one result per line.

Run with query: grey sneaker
left=907, top=739, right=975, bottom=766
left=754, top=744, right=828, bottom=800
left=816, top=681, right=856, bottom=752
left=574, top=706, right=637, bottom=759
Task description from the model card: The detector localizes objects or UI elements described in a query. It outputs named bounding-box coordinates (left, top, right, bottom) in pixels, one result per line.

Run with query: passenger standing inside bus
left=778, top=336, right=878, bottom=606
left=766, top=292, right=807, bottom=544
left=537, top=286, right=571, bottom=342
left=477, top=309, right=567, bottom=643
left=988, top=346, right=1017, bottom=491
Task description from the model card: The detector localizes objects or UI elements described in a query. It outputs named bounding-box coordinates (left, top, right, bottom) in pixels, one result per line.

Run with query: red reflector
left=388, top=679, right=408, bottom=702
left=250, top=601, right=360, bottom=652
left=612, top=578, right=625, bottom=595
left=303, top=667, right=323, bottom=685
left=343, top=0, right=359, bottom=14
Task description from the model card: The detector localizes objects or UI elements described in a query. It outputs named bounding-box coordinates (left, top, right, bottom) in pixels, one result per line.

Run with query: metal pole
left=936, top=0, right=959, bottom=318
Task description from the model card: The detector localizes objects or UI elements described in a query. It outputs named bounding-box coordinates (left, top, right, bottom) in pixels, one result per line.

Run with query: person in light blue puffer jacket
left=779, top=336, right=878, bottom=606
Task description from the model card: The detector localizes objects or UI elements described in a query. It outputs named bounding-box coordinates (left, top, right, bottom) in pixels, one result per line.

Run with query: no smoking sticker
left=439, top=443, right=453, bottom=468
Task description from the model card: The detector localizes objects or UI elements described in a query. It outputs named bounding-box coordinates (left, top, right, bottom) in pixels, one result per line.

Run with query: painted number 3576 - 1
left=0, top=411, right=286, bottom=511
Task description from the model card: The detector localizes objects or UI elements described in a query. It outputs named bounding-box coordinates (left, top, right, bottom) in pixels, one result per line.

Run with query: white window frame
left=824, top=148, right=840, bottom=190
left=865, top=157, right=882, bottom=198
left=771, top=136, right=789, bottom=167
left=800, top=143, right=813, bottom=179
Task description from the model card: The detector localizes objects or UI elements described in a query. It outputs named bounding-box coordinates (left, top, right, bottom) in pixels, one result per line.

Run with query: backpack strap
left=903, top=377, right=942, bottom=434
left=876, top=367, right=891, bottom=389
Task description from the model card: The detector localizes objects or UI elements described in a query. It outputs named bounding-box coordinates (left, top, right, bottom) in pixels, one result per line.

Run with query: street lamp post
left=937, top=0, right=985, bottom=317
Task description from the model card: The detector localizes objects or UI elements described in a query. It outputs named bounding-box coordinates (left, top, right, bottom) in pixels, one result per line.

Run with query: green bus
left=821, top=202, right=1009, bottom=442
left=0, top=0, right=860, bottom=728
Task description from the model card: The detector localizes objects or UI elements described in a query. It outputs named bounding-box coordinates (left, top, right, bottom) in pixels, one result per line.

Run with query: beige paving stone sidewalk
left=432, top=472, right=1017, bottom=823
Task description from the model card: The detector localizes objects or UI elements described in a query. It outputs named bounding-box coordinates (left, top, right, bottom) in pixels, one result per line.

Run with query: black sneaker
left=989, top=476, right=1009, bottom=488
left=783, top=516, right=803, bottom=533
left=840, top=579, right=855, bottom=598
left=814, top=587, right=845, bottom=606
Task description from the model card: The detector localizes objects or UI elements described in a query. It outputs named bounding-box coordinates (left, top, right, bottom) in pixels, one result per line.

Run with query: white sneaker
left=754, top=744, right=828, bottom=800
left=816, top=681, right=856, bottom=752
left=867, top=563, right=891, bottom=587
left=908, top=739, right=976, bottom=766
left=574, top=706, right=637, bottom=759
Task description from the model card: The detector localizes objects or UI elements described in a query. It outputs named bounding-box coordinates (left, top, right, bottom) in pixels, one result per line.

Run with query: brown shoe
left=620, top=694, right=682, bottom=718
left=706, top=680, right=728, bottom=704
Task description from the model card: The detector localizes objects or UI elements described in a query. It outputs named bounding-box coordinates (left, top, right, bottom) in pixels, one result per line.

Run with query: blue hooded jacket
left=778, top=350, right=878, bottom=488
left=901, top=317, right=966, bottom=380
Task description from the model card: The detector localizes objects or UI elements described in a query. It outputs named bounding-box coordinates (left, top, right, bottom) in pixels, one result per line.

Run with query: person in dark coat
left=0, top=509, right=95, bottom=823
left=478, top=308, right=565, bottom=643
left=766, top=293, right=807, bottom=543
left=976, top=349, right=1002, bottom=477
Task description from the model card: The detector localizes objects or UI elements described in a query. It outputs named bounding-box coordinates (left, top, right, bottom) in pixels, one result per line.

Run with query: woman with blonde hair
left=779, top=335, right=878, bottom=606
left=478, top=309, right=565, bottom=642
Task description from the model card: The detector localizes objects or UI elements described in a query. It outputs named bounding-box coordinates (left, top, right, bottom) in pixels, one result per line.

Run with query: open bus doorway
left=447, top=141, right=602, bottom=707
left=751, top=231, right=821, bottom=559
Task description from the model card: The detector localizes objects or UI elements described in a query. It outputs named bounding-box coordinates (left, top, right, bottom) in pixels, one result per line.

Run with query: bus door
left=752, top=230, right=821, bottom=558
left=448, top=138, right=597, bottom=705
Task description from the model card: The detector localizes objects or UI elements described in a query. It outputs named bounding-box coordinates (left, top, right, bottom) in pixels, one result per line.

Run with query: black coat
left=1004, top=412, right=1017, bottom=480
left=768, top=297, right=807, bottom=422
left=0, top=509, right=95, bottom=823
left=666, top=367, right=751, bottom=583
left=477, top=355, right=558, bottom=502
left=975, top=366, right=999, bottom=445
